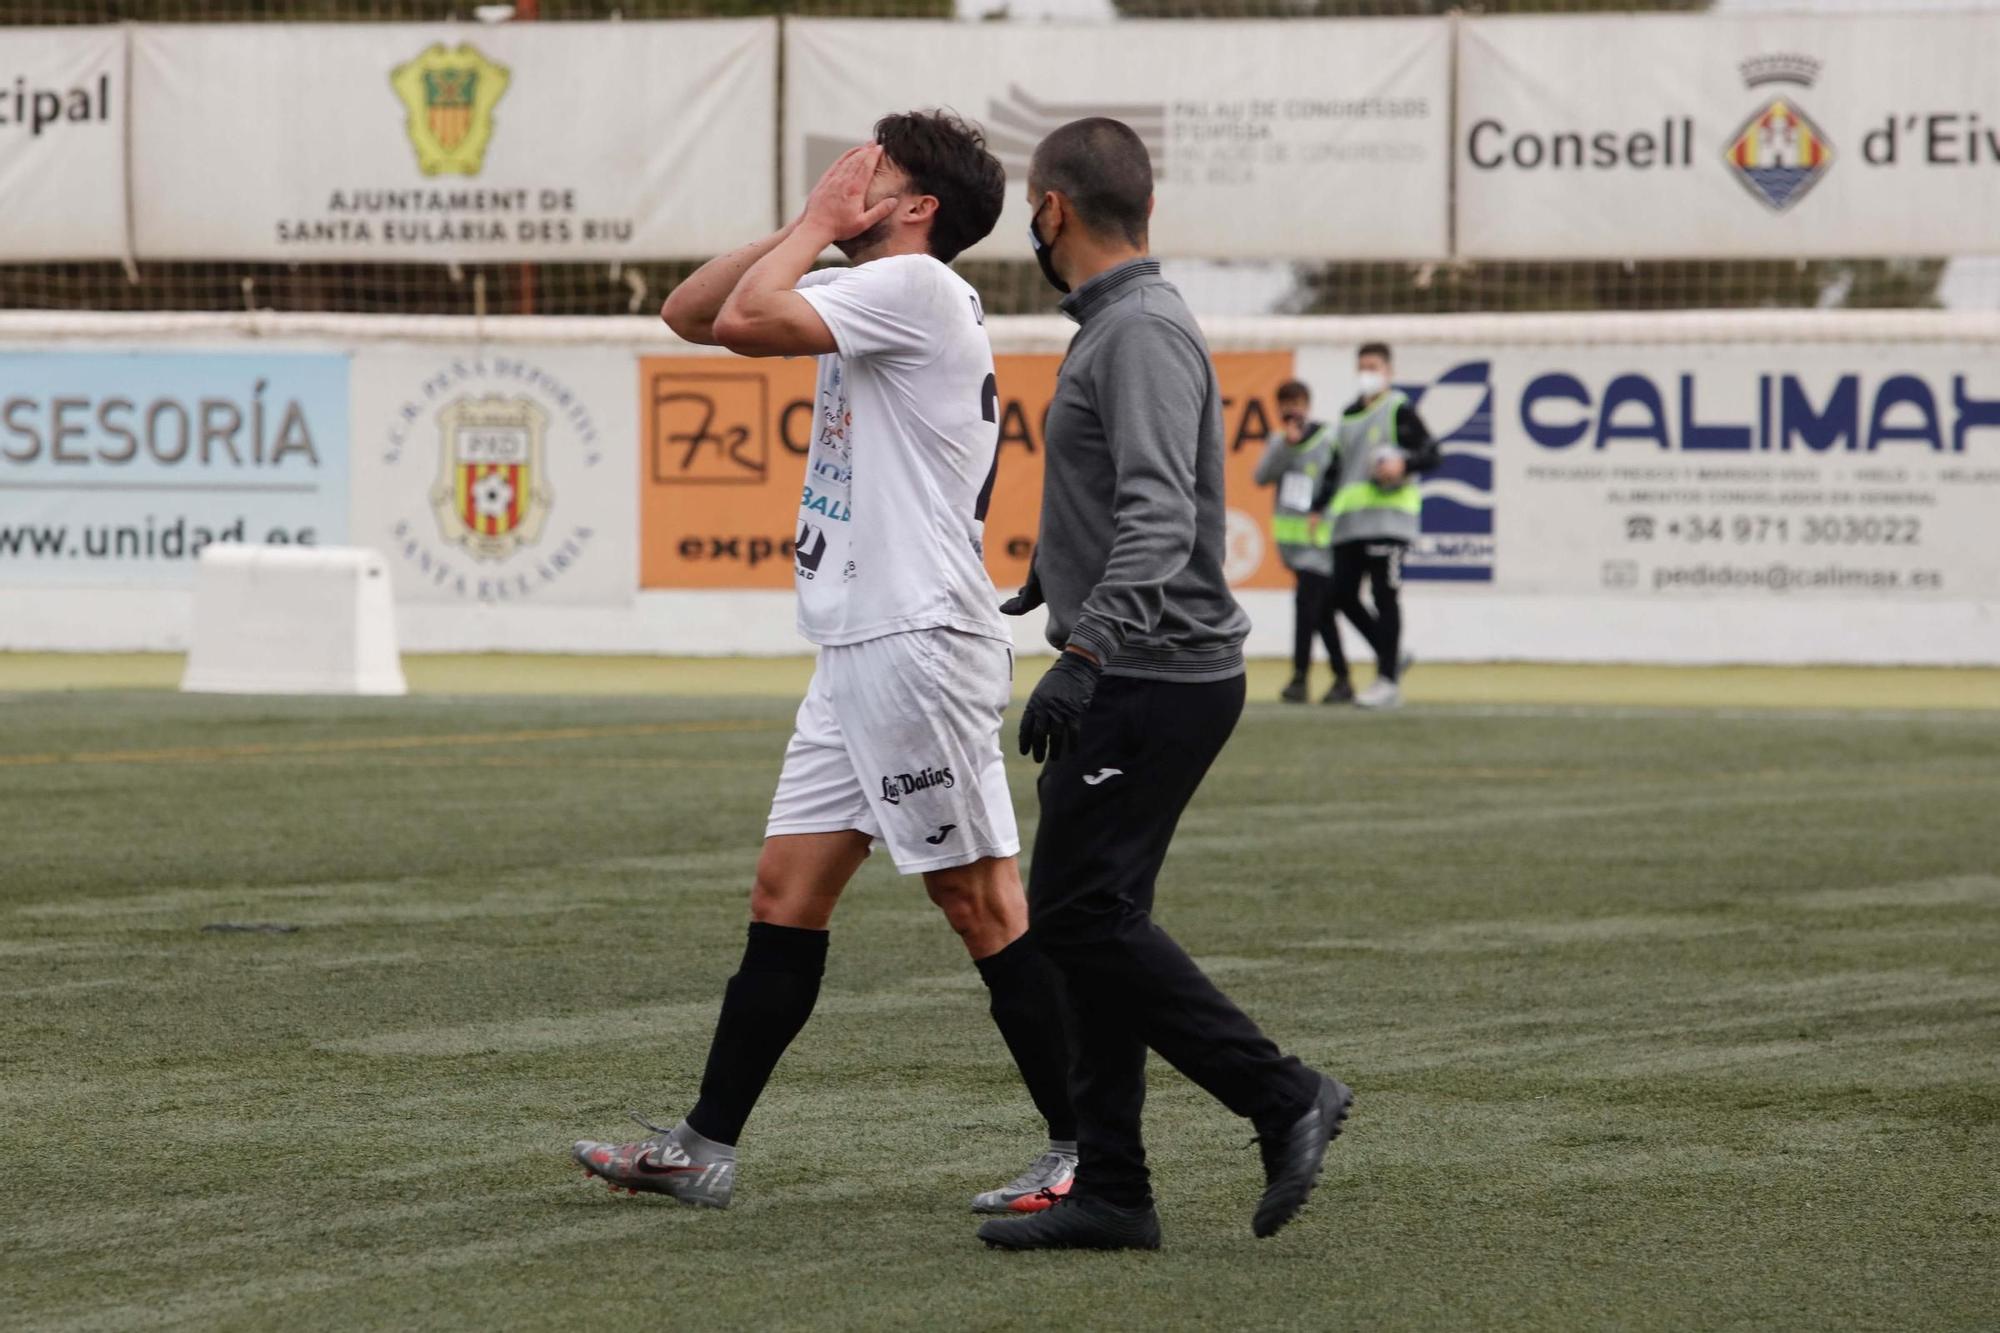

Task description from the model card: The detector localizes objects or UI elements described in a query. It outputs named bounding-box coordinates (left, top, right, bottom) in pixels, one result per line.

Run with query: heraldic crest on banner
left=390, top=43, right=511, bottom=177
left=430, top=394, right=553, bottom=560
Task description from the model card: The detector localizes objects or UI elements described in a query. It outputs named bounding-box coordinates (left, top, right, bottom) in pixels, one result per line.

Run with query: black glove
left=1019, top=650, right=1102, bottom=764
left=999, top=572, right=1044, bottom=617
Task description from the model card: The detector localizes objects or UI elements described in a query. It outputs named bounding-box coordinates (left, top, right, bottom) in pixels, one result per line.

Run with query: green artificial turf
left=2, top=686, right=1996, bottom=1331
left=8, top=653, right=2000, bottom=711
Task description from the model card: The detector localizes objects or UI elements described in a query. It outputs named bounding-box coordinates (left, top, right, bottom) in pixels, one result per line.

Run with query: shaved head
left=1028, top=117, right=1153, bottom=246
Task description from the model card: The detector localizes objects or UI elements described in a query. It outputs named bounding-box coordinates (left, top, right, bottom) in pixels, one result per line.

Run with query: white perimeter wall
left=14, top=587, right=1998, bottom=669
left=3, top=310, right=1997, bottom=666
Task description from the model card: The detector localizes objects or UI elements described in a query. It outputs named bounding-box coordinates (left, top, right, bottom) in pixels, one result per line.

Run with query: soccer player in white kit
left=573, top=114, right=1078, bottom=1215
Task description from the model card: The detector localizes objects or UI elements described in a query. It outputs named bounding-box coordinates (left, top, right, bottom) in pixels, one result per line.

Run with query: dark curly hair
left=874, top=110, right=1007, bottom=264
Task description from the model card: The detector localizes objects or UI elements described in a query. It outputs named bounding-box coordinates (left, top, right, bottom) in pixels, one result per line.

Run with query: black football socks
left=975, top=935, right=1078, bottom=1144
left=685, top=921, right=829, bottom=1146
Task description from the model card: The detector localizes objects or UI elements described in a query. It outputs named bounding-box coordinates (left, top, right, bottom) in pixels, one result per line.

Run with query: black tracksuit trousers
left=1292, top=568, right=1349, bottom=682
left=1026, top=672, right=1318, bottom=1208
left=1332, top=540, right=1406, bottom=681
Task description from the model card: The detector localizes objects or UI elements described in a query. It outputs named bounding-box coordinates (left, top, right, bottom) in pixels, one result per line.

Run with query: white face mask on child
left=1355, top=370, right=1387, bottom=399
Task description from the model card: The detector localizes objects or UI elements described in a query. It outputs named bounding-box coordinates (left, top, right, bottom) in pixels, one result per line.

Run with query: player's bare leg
left=572, top=832, right=869, bottom=1206
left=749, top=829, right=875, bottom=929
left=922, top=854, right=1026, bottom=959
left=926, top=857, right=1080, bottom=1215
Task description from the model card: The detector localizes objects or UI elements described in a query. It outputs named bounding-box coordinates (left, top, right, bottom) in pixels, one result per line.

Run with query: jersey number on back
left=974, top=372, right=1000, bottom=522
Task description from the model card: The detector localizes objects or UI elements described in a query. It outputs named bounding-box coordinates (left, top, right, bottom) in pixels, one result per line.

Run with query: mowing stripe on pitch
left=0, top=718, right=785, bottom=769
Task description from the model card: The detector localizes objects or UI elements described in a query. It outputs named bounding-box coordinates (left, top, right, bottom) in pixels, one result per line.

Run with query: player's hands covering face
left=805, top=144, right=900, bottom=245
left=1019, top=650, right=1102, bottom=764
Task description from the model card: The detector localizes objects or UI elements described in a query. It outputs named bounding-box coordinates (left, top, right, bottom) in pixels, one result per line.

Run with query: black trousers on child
left=1291, top=568, right=1349, bottom=682
left=1026, top=672, right=1318, bottom=1208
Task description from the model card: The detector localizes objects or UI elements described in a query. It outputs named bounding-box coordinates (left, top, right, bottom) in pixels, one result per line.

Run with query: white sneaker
left=1355, top=679, right=1402, bottom=710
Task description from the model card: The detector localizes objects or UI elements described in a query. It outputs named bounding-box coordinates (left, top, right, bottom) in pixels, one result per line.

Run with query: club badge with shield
left=390, top=43, right=511, bottom=177
left=429, top=395, right=553, bottom=560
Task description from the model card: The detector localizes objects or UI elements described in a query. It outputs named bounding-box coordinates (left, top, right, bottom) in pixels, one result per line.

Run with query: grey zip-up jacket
left=1028, top=259, right=1250, bottom=682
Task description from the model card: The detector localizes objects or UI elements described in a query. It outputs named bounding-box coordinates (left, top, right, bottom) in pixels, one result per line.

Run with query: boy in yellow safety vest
left=1253, top=379, right=1353, bottom=704
left=1309, top=342, right=1440, bottom=710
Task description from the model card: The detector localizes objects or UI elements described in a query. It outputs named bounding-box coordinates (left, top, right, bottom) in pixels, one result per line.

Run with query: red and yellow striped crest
left=430, top=396, right=552, bottom=560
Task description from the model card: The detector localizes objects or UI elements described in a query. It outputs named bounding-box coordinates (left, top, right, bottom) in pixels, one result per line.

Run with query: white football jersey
left=792, top=254, right=1007, bottom=647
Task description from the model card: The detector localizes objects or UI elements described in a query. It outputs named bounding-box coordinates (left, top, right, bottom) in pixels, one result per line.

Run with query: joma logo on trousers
left=880, top=766, right=955, bottom=805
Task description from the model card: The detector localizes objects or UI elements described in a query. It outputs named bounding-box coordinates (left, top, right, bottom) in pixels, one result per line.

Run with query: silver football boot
left=573, top=1113, right=735, bottom=1208
left=970, top=1143, right=1078, bottom=1215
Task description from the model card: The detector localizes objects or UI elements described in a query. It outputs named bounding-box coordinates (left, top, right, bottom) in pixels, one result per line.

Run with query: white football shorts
left=765, top=628, right=1020, bottom=874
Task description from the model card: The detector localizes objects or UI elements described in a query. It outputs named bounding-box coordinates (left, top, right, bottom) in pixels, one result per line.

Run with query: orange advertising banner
left=639, top=350, right=1299, bottom=592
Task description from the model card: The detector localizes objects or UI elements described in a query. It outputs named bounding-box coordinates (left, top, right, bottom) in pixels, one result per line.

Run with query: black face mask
left=1028, top=200, right=1069, bottom=295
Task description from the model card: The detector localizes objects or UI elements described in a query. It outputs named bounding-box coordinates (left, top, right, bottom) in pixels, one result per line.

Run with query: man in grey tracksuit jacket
left=983, top=116, right=1347, bottom=1255
left=1026, top=262, right=1250, bottom=680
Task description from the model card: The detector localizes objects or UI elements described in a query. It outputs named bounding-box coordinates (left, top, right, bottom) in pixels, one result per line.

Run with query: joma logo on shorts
left=879, top=766, right=955, bottom=805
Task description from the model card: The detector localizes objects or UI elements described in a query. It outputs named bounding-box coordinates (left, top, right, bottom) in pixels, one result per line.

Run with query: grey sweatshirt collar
left=1059, top=257, right=1164, bottom=324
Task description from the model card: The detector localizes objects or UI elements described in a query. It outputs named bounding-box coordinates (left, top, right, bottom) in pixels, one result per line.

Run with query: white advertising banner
left=130, top=21, right=776, bottom=262
left=0, top=27, right=127, bottom=261
left=1457, top=14, right=2000, bottom=260
left=1292, top=337, right=2000, bottom=603
left=350, top=348, right=636, bottom=606
left=785, top=19, right=1450, bottom=261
